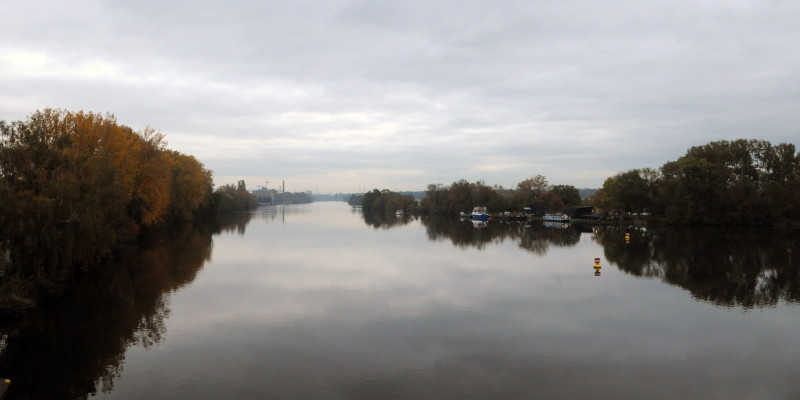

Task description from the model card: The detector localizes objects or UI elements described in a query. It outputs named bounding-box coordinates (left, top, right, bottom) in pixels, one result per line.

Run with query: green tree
left=212, top=181, right=259, bottom=213
left=645, top=139, right=800, bottom=224
left=361, top=189, right=382, bottom=213
left=601, top=169, right=652, bottom=215
left=538, top=192, right=566, bottom=212
left=359, top=189, right=414, bottom=214
left=446, top=179, right=474, bottom=214
left=514, top=174, right=548, bottom=209
left=420, top=183, right=445, bottom=214
left=550, top=185, right=582, bottom=208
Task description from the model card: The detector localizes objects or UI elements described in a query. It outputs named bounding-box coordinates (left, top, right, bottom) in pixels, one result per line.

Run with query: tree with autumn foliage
left=0, top=109, right=227, bottom=289
left=166, top=150, right=214, bottom=222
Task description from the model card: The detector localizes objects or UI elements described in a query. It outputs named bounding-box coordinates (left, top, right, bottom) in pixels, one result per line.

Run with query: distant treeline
left=353, top=139, right=800, bottom=225
left=0, top=109, right=257, bottom=309
left=353, top=176, right=583, bottom=215
left=348, top=189, right=416, bottom=213
left=252, top=187, right=313, bottom=205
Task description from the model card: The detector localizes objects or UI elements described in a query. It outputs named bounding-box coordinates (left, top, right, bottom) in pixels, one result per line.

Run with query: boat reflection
left=421, top=216, right=582, bottom=252
left=543, top=221, right=570, bottom=229
left=471, top=220, right=488, bottom=228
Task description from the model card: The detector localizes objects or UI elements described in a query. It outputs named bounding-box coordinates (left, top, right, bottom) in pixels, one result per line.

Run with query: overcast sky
left=2, top=0, right=798, bottom=193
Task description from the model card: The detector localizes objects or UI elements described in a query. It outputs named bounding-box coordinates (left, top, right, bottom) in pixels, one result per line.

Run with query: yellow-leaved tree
left=67, top=111, right=172, bottom=227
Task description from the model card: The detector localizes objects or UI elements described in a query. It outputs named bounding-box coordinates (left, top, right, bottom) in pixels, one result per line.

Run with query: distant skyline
left=2, top=1, right=799, bottom=193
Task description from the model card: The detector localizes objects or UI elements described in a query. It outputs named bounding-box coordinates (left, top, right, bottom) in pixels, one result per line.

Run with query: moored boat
left=470, top=206, right=489, bottom=221
left=543, top=213, right=570, bottom=222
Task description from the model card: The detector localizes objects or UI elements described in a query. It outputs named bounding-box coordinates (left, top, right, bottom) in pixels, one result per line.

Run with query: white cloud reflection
left=102, top=203, right=800, bottom=399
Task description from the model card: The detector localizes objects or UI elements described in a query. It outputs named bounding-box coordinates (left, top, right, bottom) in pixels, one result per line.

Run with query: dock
left=0, top=378, right=9, bottom=400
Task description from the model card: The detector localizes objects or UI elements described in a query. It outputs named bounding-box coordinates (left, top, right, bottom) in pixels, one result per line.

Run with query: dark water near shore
left=1, top=202, right=800, bottom=399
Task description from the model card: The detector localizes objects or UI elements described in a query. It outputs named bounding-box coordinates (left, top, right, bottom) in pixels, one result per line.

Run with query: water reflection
left=255, top=204, right=312, bottom=225
left=0, top=213, right=251, bottom=399
left=418, top=216, right=800, bottom=309
left=2, top=205, right=800, bottom=400
left=216, top=211, right=255, bottom=235
left=421, top=217, right=583, bottom=253
left=361, top=211, right=415, bottom=229
left=594, top=226, right=800, bottom=308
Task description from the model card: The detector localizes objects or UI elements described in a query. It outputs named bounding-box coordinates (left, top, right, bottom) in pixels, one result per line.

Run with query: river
left=1, top=202, right=799, bottom=399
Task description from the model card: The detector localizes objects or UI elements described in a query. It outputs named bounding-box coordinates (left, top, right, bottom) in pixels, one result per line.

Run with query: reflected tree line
left=362, top=210, right=415, bottom=229
left=367, top=213, right=800, bottom=308
left=1, top=207, right=797, bottom=399
left=362, top=211, right=582, bottom=252
left=0, top=213, right=251, bottom=400
left=421, top=218, right=582, bottom=253
left=594, top=226, right=800, bottom=308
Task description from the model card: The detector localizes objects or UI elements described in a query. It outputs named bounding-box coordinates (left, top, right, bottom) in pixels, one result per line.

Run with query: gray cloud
left=2, top=0, right=799, bottom=192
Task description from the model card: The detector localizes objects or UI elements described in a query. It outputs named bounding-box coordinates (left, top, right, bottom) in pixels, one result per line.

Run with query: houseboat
left=543, top=213, right=570, bottom=222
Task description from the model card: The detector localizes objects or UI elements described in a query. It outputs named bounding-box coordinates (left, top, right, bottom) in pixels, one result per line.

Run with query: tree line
left=252, top=187, right=313, bottom=205
left=0, top=109, right=257, bottom=297
left=419, top=177, right=582, bottom=215
left=350, top=189, right=416, bottom=214
left=353, top=176, right=583, bottom=216
left=353, top=139, right=799, bottom=225
left=595, top=139, right=800, bottom=224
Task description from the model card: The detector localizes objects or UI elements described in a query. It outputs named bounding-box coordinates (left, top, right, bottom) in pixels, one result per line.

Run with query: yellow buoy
left=593, top=257, right=601, bottom=276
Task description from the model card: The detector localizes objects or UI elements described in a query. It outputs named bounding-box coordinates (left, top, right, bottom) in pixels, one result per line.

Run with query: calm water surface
left=2, top=202, right=800, bottom=399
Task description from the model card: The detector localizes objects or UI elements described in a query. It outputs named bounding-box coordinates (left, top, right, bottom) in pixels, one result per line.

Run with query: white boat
left=395, top=209, right=405, bottom=216
left=472, top=220, right=488, bottom=228
left=470, top=206, right=489, bottom=221
left=543, top=213, right=570, bottom=222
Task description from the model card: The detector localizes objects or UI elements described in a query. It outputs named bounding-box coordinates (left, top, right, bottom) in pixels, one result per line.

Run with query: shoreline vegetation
left=0, top=109, right=259, bottom=316
left=355, top=139, right=800, bottom=227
